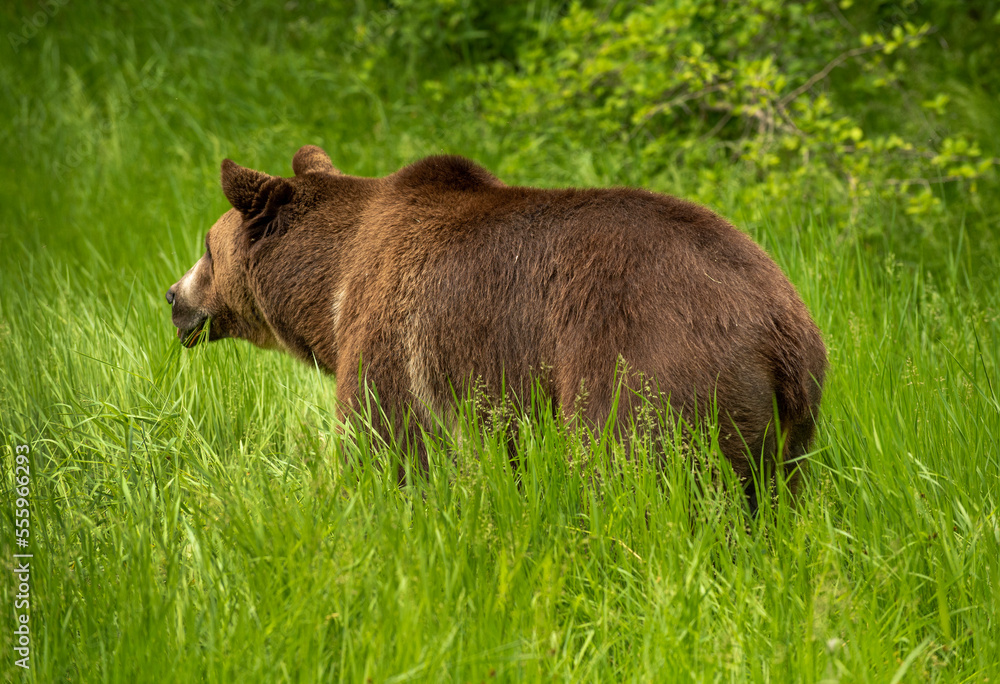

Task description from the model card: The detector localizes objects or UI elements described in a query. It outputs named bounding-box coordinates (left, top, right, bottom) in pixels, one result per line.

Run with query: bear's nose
left=166, top=287, right=176, bottom=306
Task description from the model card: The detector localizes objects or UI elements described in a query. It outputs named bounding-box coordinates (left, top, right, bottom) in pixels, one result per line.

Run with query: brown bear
left=166, top=145, right=827, bottom=511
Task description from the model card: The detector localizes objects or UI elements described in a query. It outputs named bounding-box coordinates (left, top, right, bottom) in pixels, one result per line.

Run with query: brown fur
left=167, top=145, right=827, bottom=500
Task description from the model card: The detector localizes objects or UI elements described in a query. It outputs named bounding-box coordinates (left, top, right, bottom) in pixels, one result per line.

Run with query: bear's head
left=166, top=144, right=340, bottom=349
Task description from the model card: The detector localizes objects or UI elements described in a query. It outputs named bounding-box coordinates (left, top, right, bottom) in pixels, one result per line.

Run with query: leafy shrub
left=344, top=0, right=573, bottom=78
left=467, top=0, right=997, bottom=220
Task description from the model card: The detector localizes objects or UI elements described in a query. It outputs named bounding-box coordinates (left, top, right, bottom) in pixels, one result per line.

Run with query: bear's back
left=390, top=155, right=506, bottom=195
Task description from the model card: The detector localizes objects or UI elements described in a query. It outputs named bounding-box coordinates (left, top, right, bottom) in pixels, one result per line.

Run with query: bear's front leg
left=334, top=352, right=431, bottom=485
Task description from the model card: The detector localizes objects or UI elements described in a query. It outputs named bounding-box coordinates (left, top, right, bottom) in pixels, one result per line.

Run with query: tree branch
left=779, top=43, right=885, bottom=108
left=779, top=28, right=934, bottom=108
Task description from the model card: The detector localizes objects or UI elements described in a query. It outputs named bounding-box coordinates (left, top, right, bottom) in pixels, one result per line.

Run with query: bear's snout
left=166, top=270, right=211, bottom=345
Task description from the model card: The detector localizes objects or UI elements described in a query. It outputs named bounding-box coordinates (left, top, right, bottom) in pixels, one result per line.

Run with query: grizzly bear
left=166, top=145, right=827, bottom=511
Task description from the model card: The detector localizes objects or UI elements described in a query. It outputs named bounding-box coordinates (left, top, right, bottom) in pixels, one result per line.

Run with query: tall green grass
left=2, top=1, right=998, bottom=681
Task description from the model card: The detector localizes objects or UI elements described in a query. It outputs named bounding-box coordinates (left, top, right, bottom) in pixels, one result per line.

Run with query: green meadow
left=1, top=1, right=998, bottom=681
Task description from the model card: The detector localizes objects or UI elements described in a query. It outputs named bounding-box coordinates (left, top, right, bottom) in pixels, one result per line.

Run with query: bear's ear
left=221, top=159, right=294, bottom=242
left=292, top=145, right=339, bottom=176
left=244, top=178, right=294, bottom=243
left=221, top=159, right=275, bottom=216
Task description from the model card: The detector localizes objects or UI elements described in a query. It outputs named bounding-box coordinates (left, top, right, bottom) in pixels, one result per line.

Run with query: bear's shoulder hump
left=391, top=155, right=504, bottom=194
